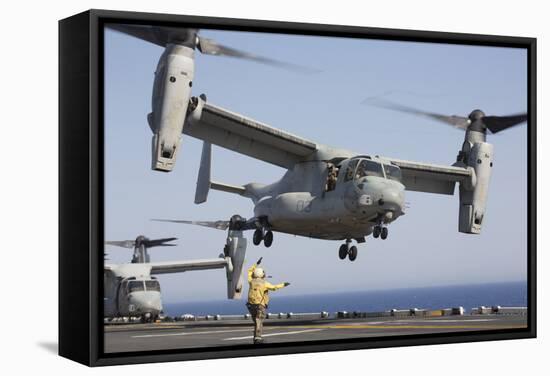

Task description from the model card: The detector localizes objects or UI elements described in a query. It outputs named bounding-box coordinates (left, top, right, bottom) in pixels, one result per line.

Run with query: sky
left=104, top=26, right=528, bottom=303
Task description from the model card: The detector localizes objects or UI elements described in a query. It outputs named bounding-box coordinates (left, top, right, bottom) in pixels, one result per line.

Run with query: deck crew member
left=247, top=257, right=290, bottom=344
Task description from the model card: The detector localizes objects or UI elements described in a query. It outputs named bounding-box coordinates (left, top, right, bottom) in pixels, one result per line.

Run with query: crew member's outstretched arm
left=247, top=264, right=257, bottom=282
left=265, top=282, right=287, bottom=291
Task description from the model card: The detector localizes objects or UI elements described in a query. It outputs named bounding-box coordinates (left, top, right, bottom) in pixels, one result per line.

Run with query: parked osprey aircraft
left=111, top=24, right=527, bottom=261
left=104, top=235, right=247, bottom=321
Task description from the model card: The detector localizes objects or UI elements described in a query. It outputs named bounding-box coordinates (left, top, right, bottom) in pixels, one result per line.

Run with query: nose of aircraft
left=357, top=179, right=405, bottom=219
left=129, top=291, right=162, bottom=314
left=379, top=183, right=405, bottom=215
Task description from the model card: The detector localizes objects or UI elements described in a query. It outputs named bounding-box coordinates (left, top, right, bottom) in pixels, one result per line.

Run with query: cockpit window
left=145, top=280, right=161, bottom=292
left=344, top=159, right=359, bottom=182
left=356, top=160, right=384, bottom=179
left=384, top=164, right=402, bottom=181
left=128, top=281, right=145, bottom=293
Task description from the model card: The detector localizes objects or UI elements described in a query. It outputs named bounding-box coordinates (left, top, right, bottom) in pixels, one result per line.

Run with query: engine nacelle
left=458, top=141, right=494, bottom=234
left=150, top=44, right=195, bottom=172
left=151, top=133, right=182, bottom=172
left=224, top=228, right=247, bottom=299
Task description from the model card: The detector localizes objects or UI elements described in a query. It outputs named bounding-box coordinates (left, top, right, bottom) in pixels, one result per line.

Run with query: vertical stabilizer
left=195, top=142, right=212, bottom=204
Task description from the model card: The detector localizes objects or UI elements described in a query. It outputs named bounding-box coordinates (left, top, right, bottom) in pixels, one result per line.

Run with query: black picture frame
left=59, top=9, right=537, bottom=367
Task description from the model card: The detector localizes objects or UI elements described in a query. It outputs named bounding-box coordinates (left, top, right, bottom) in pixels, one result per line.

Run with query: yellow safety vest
left=247, top=264, right=285, bottom=306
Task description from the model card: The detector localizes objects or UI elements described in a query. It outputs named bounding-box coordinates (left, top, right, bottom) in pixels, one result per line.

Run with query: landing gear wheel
left=373, top=226, right=381, bottom=238
left=381, top=227, right=388, bottom=240
left=348, top=246, right=358, bottom=261
left=253, top=229, right=263, bottom=245
left=338, top=244, right=348, bottom=260
left=141, top=315, right=152, bottom=323
left=263, top=231, right=273, bottom=247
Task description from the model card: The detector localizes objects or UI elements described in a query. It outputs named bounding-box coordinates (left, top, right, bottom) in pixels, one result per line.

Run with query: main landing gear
left=140, top=313, right=157, bottom=323
left=253, top=228, right=273, bottom=248
left=338, top=239, right=358, bottom=262
left=372, top=225, right=388, bottom=240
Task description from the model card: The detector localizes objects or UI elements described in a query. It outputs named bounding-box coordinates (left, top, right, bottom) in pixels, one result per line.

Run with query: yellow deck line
left=270, top=324, right=526, bottom=330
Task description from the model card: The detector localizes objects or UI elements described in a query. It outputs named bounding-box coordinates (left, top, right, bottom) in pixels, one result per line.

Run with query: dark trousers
left=247, top=304, right=266, bottom=339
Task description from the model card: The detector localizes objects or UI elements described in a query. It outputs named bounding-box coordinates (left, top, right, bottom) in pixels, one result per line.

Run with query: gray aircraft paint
left=104, top=234, right=247, bottom=320
left=149, top=45, right=195, bottom=171
left=108, top=24, right=525, bottom=262
left=170, top=97, right=494, bottom=253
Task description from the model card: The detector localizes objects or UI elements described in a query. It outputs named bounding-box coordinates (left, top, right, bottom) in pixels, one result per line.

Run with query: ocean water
left=163, top=281, right=527, bottom=317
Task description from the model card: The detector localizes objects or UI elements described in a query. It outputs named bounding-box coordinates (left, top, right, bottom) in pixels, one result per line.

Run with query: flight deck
left=104, top=307, right=528, bottom=353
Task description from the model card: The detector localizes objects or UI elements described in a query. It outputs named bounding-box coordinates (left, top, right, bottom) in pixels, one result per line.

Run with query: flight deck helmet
left=252, top=267, right=265, bottom=279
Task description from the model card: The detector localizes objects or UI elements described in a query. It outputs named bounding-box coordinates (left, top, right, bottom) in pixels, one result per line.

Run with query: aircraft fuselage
left=104, top=265, right=163, bottom=321
left=250, top=156, right=405, bottom=241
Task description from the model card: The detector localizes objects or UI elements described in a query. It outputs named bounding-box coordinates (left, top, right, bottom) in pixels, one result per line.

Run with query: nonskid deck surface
left=104, top=313, right=527, bottom=353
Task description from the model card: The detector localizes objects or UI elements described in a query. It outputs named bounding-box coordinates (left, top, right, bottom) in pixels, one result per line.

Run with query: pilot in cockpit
left=355, top=164, right=366, bottom=180
left=326, top=163, right=338, bottom=191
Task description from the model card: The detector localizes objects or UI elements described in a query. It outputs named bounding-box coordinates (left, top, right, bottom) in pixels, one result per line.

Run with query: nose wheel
left=373, top=225, right=388, bottom=240
left=338, top=240, right=358, bottom=261
left=253, top=228, right=273, bottom=247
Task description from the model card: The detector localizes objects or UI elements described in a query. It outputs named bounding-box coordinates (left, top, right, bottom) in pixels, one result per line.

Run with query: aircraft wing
left=185, top=97, right=318, bottom=168
left=388, top=158, right=473, bottom=195
left=149, top=258, right=229, bottom=275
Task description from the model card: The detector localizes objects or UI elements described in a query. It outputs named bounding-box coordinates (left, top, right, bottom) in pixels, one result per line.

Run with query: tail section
left=194, top=141, right=248, bottom=204
left=194, top=142, right=212, bottom=204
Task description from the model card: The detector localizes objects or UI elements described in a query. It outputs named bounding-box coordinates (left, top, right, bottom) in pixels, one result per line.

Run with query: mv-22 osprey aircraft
left=110, top=24, right=528, bottom=262
left=104, top=234, right=247, bottom=321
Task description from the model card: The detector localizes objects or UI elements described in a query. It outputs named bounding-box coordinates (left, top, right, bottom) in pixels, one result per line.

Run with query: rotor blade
left=144, top=237, right=178, bottom=247
left=152, top=219, right=230, bottom=231
left=107, top=24, right=167, bottom=47
left=197, top=37, right=319, bottom=74
left=366, top=99, right=470, bottom=130
left=483, top=113, right=528, bottom=134
left=107, top=24, right=196, bottom=48
left=105, top=240, right=136, bottom=249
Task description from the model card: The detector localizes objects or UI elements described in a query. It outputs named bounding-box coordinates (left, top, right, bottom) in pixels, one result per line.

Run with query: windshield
left=145, top=280, right=161, bottom=292
left=344, top=159, right=359, bottom=182
left=356, top=160, right=384, bottom=179
left=384, top=164, right=402, bottom=181
left=128, top=281, right=145, bottom=293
